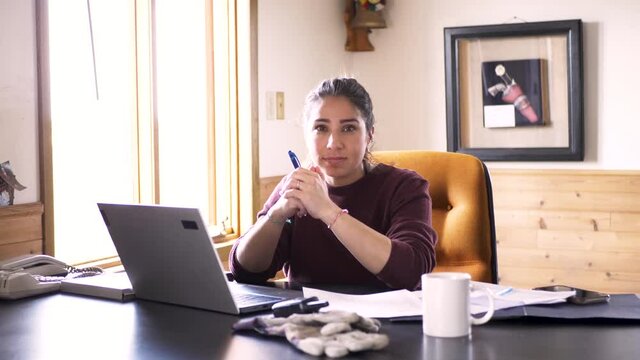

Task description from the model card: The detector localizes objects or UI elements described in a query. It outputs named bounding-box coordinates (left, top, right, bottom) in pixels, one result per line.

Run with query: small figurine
left=0, top=161, right=27, bottom=206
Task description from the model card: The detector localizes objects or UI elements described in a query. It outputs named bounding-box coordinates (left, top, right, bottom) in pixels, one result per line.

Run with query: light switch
left=276, top=92, right=284, bottom=120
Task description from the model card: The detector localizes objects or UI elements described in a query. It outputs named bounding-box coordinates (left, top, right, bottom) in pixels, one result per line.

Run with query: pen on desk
left=288, top=150, right=301, bottom=169
left=495, top=287, right=513, bottom=296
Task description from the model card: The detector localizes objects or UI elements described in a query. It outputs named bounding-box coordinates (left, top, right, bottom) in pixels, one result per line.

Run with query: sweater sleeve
left=228, top=177, right=291, bottom=284
left=376, top=174, right=438, bottom=290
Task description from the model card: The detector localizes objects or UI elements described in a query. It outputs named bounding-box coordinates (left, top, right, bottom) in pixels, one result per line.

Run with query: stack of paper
left=303, top=287, right=422, bottom=318
left=469, top=281, right=575, bottom=315
left=60, top=271, right=134, bottom=301
left=302, top=282, right=575, bottom=319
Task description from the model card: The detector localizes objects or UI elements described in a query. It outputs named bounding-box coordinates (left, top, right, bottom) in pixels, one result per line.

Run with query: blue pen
left=288, top=150, right=301, bottom=169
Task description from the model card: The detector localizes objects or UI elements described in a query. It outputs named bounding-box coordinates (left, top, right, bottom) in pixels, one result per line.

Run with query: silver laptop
left=97, top=203, right=286, bottom=314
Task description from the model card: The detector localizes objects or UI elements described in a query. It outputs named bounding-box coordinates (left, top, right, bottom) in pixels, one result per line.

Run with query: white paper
left=302, top=287, right=422, bottom=318
left=484, top=104, right=516, bottom=128
left=468, top=281, right=575, bottom=314
left=304, top=282, right=576, bottom=319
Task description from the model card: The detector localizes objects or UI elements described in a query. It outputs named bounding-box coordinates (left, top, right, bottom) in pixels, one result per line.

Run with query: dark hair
left=303, top=77, right=375, bottom=161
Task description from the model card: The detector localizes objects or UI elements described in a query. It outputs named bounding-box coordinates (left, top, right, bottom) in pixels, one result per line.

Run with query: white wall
left=258, top=0, right=349, bottom=176
left=0, top=0, right=38, bottom=204
left=2, top=1, right=640, bottom=202
left=258, top=0, right=640, bottom=176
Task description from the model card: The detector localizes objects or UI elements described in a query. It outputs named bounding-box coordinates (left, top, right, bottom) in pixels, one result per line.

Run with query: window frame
left=37, top=0, right=258, bottom=265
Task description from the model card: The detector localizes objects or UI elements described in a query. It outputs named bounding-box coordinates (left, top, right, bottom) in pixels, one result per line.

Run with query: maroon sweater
left=229, top=163, right=438, bottom=290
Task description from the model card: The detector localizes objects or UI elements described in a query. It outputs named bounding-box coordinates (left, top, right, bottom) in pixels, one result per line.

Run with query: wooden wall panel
left=491, top=169, right=640, bottom=294
left=0, top=240, right=42, bottom=260
left=611, top=212, right=640, bottom=232
left=499, top=266, right=640, bottom=294
left=260, top=169, right=640, bottom=294
left=259, top=176, right=281, bottom=211
left=0, top=202, right=44, bottom=261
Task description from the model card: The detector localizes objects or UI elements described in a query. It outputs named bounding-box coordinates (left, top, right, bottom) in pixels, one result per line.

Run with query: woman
left=230, top=77, right=437, bottom=290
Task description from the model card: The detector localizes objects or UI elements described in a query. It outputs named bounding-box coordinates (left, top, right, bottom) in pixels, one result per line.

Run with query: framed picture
left=444, top=19, right=583, bottom=161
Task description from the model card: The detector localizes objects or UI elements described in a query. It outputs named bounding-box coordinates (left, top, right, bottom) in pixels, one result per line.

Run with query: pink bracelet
left=327, top=209, right=349, bottom=229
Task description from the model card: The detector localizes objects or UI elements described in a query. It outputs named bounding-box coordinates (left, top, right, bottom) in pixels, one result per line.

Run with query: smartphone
left=533, top=285, right=610, bottom=305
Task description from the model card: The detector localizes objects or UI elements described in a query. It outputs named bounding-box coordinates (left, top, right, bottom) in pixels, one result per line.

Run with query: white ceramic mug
left=422, top=272, right=495, bottom=338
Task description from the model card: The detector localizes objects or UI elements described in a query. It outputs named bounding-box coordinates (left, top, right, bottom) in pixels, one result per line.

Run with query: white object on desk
left=0, top=271, right=61, bottom=300
left=422, top=272, right=495, bottom=338
left=60, top=271, right=134, bottom=301
left=469, top=281, right=575, bottom=315
left=302, top=281, right=576, bottom=320
left=302, top=287, right=422, bottom=319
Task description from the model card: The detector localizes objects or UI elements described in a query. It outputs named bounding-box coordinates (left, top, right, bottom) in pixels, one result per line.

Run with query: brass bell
left=350, top=6, right=387, bottom=29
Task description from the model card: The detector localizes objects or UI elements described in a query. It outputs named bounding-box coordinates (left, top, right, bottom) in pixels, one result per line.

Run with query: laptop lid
left=97, top=203, right=283, bottom=314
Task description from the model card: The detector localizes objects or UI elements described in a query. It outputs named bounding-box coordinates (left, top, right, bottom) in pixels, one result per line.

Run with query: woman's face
left=305, top=96, right=371, bottom=187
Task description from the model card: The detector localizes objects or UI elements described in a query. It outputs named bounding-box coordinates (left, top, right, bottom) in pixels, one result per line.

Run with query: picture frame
left=444, top=19, right=583, bottom=161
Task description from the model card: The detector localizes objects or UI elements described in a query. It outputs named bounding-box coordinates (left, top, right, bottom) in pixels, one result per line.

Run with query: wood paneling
left=0, top=240, right=42, bottom=260
left=0, top=202, right=44, bottom=260
left=491, top=169, right=640, bottom=294
left=259, top=176, right=281, bottom=210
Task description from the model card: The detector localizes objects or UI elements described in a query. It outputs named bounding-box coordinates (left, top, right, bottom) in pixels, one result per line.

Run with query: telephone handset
left=0, top=254, right=103, bottom=300
left=0, top=254, right=70, bottom=276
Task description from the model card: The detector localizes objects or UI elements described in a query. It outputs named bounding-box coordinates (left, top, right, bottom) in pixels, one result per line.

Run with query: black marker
left=288, top=150, right=301, bottom=169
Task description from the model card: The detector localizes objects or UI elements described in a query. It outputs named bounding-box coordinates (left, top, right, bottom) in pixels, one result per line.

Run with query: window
left=40, top=0, right=257, bottom=265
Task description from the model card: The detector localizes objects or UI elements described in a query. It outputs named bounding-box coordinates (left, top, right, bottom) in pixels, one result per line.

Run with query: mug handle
left=470, top=287, right=495, bottom=325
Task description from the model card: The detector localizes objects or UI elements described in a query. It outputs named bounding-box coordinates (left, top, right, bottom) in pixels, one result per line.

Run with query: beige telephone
left=1, top=254, right=70, bottom=276
left=0, top=254, right=102, bottom=300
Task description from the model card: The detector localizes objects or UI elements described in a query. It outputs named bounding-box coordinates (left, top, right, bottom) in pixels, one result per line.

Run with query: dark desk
left=2, top=292, right=640, bottom=359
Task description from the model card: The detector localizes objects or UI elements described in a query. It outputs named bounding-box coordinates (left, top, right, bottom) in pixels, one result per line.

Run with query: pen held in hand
left=288, top=150, right=301, bottom=169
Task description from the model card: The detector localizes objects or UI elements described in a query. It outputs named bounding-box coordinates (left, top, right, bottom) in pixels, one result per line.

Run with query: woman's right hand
left=269, top=173, right=307, bottom=221
left=234, top=172, right=305, bottom=272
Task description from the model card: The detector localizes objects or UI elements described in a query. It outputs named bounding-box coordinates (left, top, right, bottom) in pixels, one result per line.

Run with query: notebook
left=97, top=203, right=286, bottom=314
left=61, top=271, right=135, bottom=302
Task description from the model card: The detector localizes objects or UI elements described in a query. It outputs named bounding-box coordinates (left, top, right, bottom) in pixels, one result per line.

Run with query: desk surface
left=2, top=292, right=640, bottom=360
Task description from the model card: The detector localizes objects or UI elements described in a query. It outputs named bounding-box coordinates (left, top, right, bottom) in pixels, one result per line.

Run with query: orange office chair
left=373, top=150, right=498, bottom=283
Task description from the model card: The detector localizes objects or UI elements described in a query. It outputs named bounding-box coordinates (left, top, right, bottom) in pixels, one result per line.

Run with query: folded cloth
left=233, top=310, right=389, bottom=358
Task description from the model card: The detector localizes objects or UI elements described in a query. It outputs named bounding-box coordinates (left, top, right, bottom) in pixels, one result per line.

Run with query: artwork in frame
left=482, top=59, right=544, bottom=128
left=444, top=19, right=584, bottom=161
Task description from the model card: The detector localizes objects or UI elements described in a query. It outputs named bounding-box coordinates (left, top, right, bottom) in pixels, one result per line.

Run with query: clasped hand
left=271, top=166, right=337, bottom=223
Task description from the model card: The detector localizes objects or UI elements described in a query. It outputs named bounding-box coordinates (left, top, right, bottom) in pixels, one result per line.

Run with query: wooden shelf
left=0, top=202, right=44, bottom=260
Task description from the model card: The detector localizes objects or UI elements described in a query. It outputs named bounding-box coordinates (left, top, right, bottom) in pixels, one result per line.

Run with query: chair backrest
left=373, top=150, right=498, bottom=283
